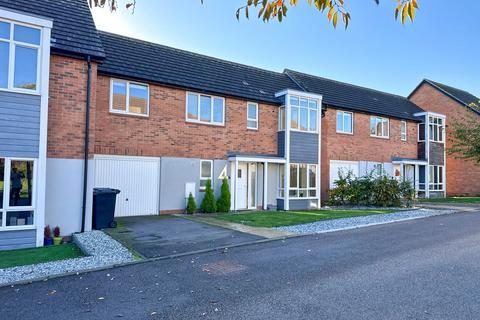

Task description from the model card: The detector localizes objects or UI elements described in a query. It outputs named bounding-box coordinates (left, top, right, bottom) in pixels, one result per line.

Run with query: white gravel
left=275, top=209, right=457, bottom=234
left=0, top=230, right=135, bottom=286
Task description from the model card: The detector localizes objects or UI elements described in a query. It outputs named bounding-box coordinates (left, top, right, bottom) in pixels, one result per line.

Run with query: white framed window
left=199, top=160, right=213, bottom=191
left=186, top=92, right=225, bottom=126
left=400, top=121, right=407, bottom=141
left=247, top=102, right=258, bottom=129
left=278, top=164, right=285, bottom=198
left=429, top=165, right=444, bottom=191
left=336, top=111, right=353, bottom=134
left=418, top=123, right=426, bottom=142
left=370, top=116, right=389, bottom=138
left=287, top=163, right=317, bottom=199
left=0, top=158, right=36, bottom=230
left=429, top=116, right=444, bottom=143
left=110, top=79, right=149, bottom=116
left=0, top=19, right=42, bottom=93
left=278, top=106, right=285, bottom=131
left=290, top=96, right=318, bottom=133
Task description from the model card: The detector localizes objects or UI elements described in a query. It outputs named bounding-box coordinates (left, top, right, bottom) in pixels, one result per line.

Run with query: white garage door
left=329, top=160, right=359, bottom=188
left=94, top=155, right=160, bottom=217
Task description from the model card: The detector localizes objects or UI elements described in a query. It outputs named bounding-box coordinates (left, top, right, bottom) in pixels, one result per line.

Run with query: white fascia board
left=275, top=89, right=323, bottom=101
left=414, top=111, right=446, bottom=119
left=0, top=8, right=53, bottom=28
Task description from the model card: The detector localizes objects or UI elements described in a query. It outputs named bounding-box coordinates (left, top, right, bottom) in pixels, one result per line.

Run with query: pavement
left=2, top=209, right=480, bottom=319
left=417, top=202, right=480, bottom=212
left=105, top=215, right=264, bottom=258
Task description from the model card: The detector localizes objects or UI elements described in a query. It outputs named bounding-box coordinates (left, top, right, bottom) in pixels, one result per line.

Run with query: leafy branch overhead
left=89, top=0, right=419, bottom=28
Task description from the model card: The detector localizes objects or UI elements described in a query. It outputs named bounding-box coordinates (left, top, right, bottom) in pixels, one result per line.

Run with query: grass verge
left=418, top=197, right=480, bottom=204
left=0, top=243, right=84, bottom=269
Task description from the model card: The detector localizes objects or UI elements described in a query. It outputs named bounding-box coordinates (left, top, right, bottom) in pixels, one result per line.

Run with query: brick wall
left=94, top=75, right=278, bottom=159
left=321, top=107, right=419, bottom=201
left=409, top=83, right=480, bottom=196
left=48, top=55, right=97, bottom=159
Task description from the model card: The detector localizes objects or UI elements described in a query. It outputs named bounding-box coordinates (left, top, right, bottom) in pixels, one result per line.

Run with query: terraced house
left=0, top=0, right=478, bottom=249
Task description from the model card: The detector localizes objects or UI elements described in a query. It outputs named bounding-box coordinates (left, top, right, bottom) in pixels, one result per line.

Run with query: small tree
left=200, top=179, right=217, bottom=213
left=186, top=192, right=197, bottom=214
left=217, top=177, right=231, bottom=213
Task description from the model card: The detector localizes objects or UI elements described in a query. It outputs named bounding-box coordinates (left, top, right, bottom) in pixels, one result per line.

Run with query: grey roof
left=0, top=0, right=105, bottom=60
left=285, top=69, right=424, bottom=121
left=97, top=31, right=301, bottom=104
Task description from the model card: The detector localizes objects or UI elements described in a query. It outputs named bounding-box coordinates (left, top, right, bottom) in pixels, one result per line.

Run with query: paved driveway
left=105, top=215, right=264, bottom=258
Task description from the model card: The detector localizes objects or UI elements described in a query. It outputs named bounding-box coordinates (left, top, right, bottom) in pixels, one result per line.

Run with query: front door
left=236, top=163, right=257, bottom=210
left=404, top=165, right=415, bottom=186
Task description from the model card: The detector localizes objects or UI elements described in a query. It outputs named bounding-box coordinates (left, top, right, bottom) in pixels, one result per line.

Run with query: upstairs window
left=247, top=102, right=258, bottom=129
left=0, top=21, right=41, bottom=92
left=429, top=116, right=444, bottom=143
left=187, top=92, right=225, bottom=126
left=336, top=111, right=353, bottom=134
left=400, top=121, right=407, bottom=141
left=110, top=79, right=149, bottom=116
left=370, top=116, right=389, bottom=138
left=290, top=96, right=318, bottom=133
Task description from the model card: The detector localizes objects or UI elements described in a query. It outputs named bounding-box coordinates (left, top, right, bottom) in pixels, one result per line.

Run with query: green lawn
left=0, top=243, right=84, bottom=269
left=418, top=197, right=480, bottom=204
left=214, top=209, right=398, bottom=228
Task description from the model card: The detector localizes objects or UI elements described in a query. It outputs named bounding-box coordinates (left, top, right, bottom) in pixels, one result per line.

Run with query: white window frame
left=0, top=157, right=37, bottom=231
left=277, top=164, right=285, bottom=198
left=0, top=18, right=42, bottom=95
left=247, top=102, right=258, bottom=130
left=109, top=79, right=149, bottom=117
left=289, top=96, right=319, bottom=133
left=417, top=123, right=426, bottom=142
left=186, top=92, right=225, bottom=126
left=336, top=111, right=353, bottom=134
left=400, top=121, right=407, bottom=141
left=429, top=165, right=444, bottom=191
left=429, top=116, right=445, bottom=143
left=370, top=116, right=390, bottom=139
left=199, top=160, right=213, bottom=191
left=286, top=163, right=317, bottom=199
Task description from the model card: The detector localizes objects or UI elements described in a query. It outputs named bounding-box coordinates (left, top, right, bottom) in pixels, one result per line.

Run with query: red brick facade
left=94, top=75, right=278, bottom=159
left=321, top=108, right=419, bottom=200
left=409, top=83, right=480, bottom=196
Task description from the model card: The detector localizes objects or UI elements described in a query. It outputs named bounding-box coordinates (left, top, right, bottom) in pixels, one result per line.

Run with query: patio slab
left=105, top=215, right=264, bottom=259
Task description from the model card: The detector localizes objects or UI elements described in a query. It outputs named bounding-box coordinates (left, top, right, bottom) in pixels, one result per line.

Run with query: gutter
left=81, top=55, right=92, bottom=233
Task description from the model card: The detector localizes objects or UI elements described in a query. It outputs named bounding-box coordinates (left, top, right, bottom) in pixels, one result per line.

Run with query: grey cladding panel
left=0, top=229, right=36, bottom=250
left=289, top=131, right=319, bottom=164
left=277, top=131, right=285, bottom=157
left=429, top=142, right=445, bottom=165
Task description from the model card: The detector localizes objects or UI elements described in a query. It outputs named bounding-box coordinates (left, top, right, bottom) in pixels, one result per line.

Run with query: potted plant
left=44, top=225, right=53, bottom=246
left=53, top=226, right=62, bottom=245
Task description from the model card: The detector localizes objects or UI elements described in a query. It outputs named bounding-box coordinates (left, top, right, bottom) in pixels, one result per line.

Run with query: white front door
left=404, top=165, right=415, bottom=186
left=235, top=163, right=257, bottom=210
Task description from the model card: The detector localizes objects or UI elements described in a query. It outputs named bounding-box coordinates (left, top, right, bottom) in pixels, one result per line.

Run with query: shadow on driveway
left=105, top=215, right=264, bottom=259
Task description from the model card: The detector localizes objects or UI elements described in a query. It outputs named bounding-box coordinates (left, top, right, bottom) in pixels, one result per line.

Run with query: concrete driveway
left=105, top=215, right=264, bottom=258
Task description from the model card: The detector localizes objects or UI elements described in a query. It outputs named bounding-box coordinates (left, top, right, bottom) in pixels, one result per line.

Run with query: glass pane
left=112, top=81, right=127, bottom=111
left=309, top=165, right=316, bottom=188
left=376, top=119, right=383, bottom=137
left=370, top=117, right=376, bottom=135
left=383, top=119, right=389, bottom=136
left=336, top=112, right=343, bottom=131
left=299, top=98, right=308, bottom=108
left=0, top=42, right=8, bottom=88
left=279, top=107, right=285, bottom=130
left=279, top=165, right=284, bottom=189
left=200, top=179, right=207, bottom=189
left=291, top=107, right=299, bottom=129
left=290, top=164, right=298, bottom=188
left=14, top=46, right=38, bottom=90
left=290, top=96, right=299, bottom=106
left=344, top=113, right=352, bottom=133
left=10, top=160, right=34, bottom=207
left=14, top=25, right=40, bottom=45
left=247, top=103, right=257, bottom=120
left=299, top=164, right=307, bottom=188
left=201, top=161, right=211, bottom=179
left=249, top=171, right=256, bottom=208
left=439, top=168, right=443, bottom=183
left=128, top=83, right=148, bottom=115
left=0, top=22, right=10, bottom=39
left=299, top=107, right=308, bottom=131
left=299, top=189, right=307, bottom=198
left=308, top=100, right=318, bottom=109
left=187, top=93, right=198, bottom=120
left=6, top=211, right=34, bottom=226
left=247, top=120, right=257, bottom=128
left=200, top=96, right=211, bottom=122
left=289, top=189, right=298, bottom=197
left=309, top=190, right=316, bottom=197
left=0, top=158, right=4, bottom=209
left=309, top=110, right=317, bottom=131
left=213, top=98, right=223, bottom=123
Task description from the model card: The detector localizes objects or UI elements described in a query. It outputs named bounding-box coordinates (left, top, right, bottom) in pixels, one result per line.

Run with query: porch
left=392, top=158, right=428, bottom=197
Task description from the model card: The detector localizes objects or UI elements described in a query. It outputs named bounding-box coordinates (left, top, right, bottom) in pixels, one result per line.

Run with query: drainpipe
left=81, top=55, right=92, bottom=233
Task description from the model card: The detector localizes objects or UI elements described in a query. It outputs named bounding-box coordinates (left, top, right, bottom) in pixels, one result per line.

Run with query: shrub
left=186, top=192, right=197, bottom=214
left=44, top=225, right=52, bottom=239
left=53, top=226, right=61, bottom=238
left=217, top=178, right=231, bottom=213
left=200, top=179, right=217, bottom=213
left=328, top=170, right=354, bottom=205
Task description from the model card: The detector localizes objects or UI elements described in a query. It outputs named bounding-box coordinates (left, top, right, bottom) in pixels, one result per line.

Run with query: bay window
left=110, top=79, right=149, bottom=116
left=429, top=116, right=444, bottom=143
left=187, top=92, right=225, bottom=125
left=0, top=20, right=41, bottom=92
left=429, top=165, right=444, bottom=191
left=289, top=96, right=318, bottom=133
left=0, top=158, right=36, bottom=229
left=370, top=116, right=389, bottom=138
left=288, top=163, right=317, bottom=198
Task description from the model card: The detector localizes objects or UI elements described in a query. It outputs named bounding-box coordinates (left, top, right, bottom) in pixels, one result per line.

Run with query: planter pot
left=44, top=238, right=53, bottom=246
left=53, top=237, right=62, bottom=245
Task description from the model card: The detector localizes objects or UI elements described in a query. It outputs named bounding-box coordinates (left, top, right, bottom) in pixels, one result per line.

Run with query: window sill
left=370, top=135, right=390, bottom=140
left=0, top=225, right=36, bottom=232
left=109, top=110, right=149, bottom=118
left=290, top=128, right=319, bottom=134
left=247, top=127, right=259, bottom=131
left=336, top=131, right=353, bottom=135
left=186, top=119, right=225, bottom=127
left=0, top=87, right=41, bottom=96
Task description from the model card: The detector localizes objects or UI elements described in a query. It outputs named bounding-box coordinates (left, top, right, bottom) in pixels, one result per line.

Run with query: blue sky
left=92, top=0, right=479, bottom=98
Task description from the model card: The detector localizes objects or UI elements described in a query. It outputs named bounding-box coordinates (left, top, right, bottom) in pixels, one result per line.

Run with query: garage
left=94, top=155, right=160, bottom=217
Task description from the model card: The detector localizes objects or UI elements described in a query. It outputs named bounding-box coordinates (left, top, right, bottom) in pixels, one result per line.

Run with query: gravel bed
left=275, top=209, right=457, bottom=234
left=0, top=230, right=135, bottom=286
